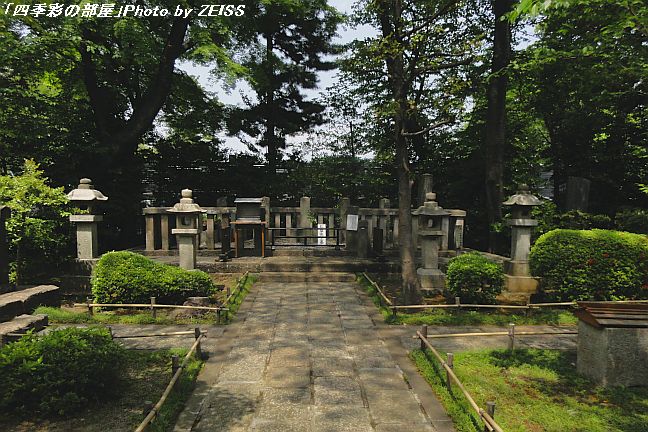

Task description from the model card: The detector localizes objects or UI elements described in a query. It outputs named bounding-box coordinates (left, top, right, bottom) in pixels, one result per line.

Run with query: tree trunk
left=484, top=0, right=513, bottom=252
left=377, top=0, right=422, bottom=304
left=264, top=33, right=278, bottom=171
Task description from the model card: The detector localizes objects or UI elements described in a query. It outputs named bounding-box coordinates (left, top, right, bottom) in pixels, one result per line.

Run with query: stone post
left=502, top=184, right=542, bottom=303
left=0, top=206, right=10, bottom=290
left=378, top=198, right=390, bottom=248
left=357, top=219, right=369, bottom=259
left=418, top=173, right=434, bottom=206
left=169, top=189, right=204, bottom=270
left=345, top=205, right=359, bottom=253
left=339, top=197, right=350, bottom=244
left=413, top=193, right=449, bottom=295
left=448, top=210, right=467, bottom=250
left=299, top=196, right=311, bottom=245
left=261, top=196, right=271, bottom=241
left=67, top=178, right=108, bottom=261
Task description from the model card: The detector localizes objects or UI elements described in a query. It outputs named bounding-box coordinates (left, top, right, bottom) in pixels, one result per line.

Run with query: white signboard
left=346, top=215, right=358, bottom=231
left=317, top=223, right=327, bottom=245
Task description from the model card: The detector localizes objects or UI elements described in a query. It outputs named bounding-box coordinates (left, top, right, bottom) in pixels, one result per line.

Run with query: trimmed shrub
left=0, top=327, right=126, bottom=416
left=446, top=252, right=504, bottom=304
left=615, top=208, right=648, bottom=235
left=530, top=229, right=648, bottom=301
left=92, top=251, right=216, bottom=304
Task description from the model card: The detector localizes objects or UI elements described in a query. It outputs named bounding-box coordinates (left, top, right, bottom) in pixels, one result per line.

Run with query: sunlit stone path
left=174, top=278, right=449, bottom=432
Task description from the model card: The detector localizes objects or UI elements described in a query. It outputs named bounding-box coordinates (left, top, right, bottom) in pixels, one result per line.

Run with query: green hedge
left=530, top=229, right=648, bottom=301
left=92, top=251, right=216, bottom=304
left=0, top=327, right=125, bottom=416
left=446, top=252, right=504, bottom=304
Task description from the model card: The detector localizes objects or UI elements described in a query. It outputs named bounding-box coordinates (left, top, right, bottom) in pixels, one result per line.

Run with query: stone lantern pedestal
left=169, top=189, right=204, bottom=270
left=67, top=179, right=108, bottom=261
left=501, top=184, right=542, bottom=303
left=413, top=193, right=449, bottom=294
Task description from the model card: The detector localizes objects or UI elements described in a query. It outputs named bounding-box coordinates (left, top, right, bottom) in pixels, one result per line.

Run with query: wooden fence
left=134, top=329, right=206, bottom=432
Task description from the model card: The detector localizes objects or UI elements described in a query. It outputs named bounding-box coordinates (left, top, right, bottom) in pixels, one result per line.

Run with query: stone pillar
left=261, top=196, right=271, bottom=242
left=0, top=206, right=11, bottom=290
left=413, top=193, right=448, bottom=294
left=169, top=189, right=204, bottom=270
left=67, top=179, right=108, bottom=261
left=501, top=185, right=542, bottom=303
left=440, top=214, right=450, bottom=251
left=418, top=173, right=434, bottom=206
left=448, top=210, right=467, bottom=250
left=345, top=205, right=359, bottom=253
left=378, top=198, right=389, bottom=248
left=70, top=215, right=103, bottom=260
left=299, top=196, right=311, bottom=228
left=339, top=197, right=350, bottom=244
left=357, top=219, right=369, bottom=259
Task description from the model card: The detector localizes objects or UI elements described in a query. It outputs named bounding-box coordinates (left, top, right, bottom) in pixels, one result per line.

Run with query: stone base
left=499, top=274, right=540, bottom=304
left=503, top=260, right=531, bottom=277
left=417, top=268, right=446, bottom=295
left=577, top=321, right=648, bottom=387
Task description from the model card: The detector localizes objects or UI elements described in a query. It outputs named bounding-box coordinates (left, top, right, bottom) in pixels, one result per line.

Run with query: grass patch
left=357, top=274, right=578, bottom=326
left=37, top=273, right=258, bottom=325
left=0, top=348, right=203, bottom=432
left=411, top=348, right=648, bottom=432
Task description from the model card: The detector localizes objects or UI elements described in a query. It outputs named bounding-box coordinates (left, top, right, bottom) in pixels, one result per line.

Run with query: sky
left=177, top=0, right=376, bottom=154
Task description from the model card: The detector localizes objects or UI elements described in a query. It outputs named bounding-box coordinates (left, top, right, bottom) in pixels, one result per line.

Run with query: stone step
left=0, top=314, right=49, bottom=345
left=256, top=272, right=357, bottom=283
left=0, top=285, right=60, bottom=322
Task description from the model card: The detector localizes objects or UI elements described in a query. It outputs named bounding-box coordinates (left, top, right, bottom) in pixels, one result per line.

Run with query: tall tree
left=345, top=0, right=480, bottom=303
left=227, top=0, right=342, bottom=176
left=484, top=0, right=514, bottom=252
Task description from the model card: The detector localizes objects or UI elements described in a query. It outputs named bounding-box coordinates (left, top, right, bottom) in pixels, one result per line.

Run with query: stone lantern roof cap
left=168, top=189, right=205, bottom=213
left=503, top=184, right=542, bottom=207
left=67, top=178, right=108, bottom=202
left=412, top=192, right=450, bottom=216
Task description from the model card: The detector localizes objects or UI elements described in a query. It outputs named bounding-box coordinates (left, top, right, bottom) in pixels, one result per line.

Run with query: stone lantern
left=67, top=178, right=108, bottom=260
left=168, top=189, right=204, bottom=270
left=502, top=184, right=542, bottom=302
left=413, top=192, right=450, bottom=294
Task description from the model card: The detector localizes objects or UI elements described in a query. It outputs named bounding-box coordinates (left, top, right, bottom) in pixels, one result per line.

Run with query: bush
left=92, top=251, right=216, bottom=304
left=446, top=252, right=504, bottom=304
left=0, top=327, right=126, bottom=416
left=530, top=229, right=648, bottom=301
left=615, top=208, right=648, bottom=235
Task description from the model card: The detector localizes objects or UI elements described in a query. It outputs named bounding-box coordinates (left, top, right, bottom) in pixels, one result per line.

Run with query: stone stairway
left=0, top=285, right=59, bottom=345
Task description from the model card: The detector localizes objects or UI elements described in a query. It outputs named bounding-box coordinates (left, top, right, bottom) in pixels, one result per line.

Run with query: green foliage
left=446, top=252, right=504, bottom=304
left=91, top=251, right=216, bottom=304
left=530, top=229, right=648, bottom=301
left=412, top=348, right=648, bottom=432
left=615, top=208, right=648, bottom=235
left=0, top=159, right=73, bottom=285
left=0, top=327, right=126, bottom=416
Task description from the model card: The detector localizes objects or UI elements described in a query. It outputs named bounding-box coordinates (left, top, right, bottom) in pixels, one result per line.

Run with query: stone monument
left=168, top=189, right=204, bottom=270
left=413, top=192, right=449, bottom=294
left=67, top=178, right=108, bottom=260
left=502, top=184, right=542, bottom=303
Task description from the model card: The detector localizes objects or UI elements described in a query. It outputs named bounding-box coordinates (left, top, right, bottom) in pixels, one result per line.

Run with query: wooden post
left=171, top=355, right=180, bottom=375
left=420, top=325, right=428, bottom=350
left=142, top=400, right=154, bottom=418
left=484, top=401, right=496, bottom=432
left=86, top=296, right=93, bottom=316
left=455, top=297, right=461, bottom=308
left=150, top=297, right=157, bottom=319
left=195, top=327, right=203, bottom=359
left=446, top=353, right=454, bottom=392
left=508, top=323, right=515, bottom=351
left=107, top=326, right=113, bottom=339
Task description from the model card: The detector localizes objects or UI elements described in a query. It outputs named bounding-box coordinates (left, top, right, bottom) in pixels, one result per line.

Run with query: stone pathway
left=174, top=280, right=443, bottom=432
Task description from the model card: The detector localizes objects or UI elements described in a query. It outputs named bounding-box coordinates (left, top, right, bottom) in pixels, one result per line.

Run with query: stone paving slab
left=176, top=278, right=439, bottom=431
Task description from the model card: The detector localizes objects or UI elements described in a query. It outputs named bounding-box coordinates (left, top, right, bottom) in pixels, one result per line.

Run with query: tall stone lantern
left=502, top=184, right=542, bottom=302
left=67, top=178, right=108, bottom=260
left=168, top=189, right=204, bottom=270
left=413, top=192, right=450, bottom=294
